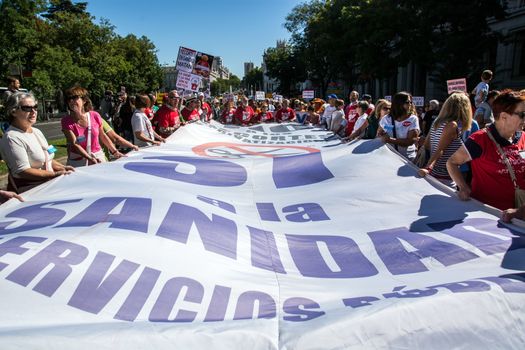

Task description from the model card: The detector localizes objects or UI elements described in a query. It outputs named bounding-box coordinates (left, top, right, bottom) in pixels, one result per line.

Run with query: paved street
left=35, top=117, right=63, bottom=140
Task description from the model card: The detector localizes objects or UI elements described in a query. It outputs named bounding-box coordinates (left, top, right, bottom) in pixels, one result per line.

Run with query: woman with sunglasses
left=363, top=99, right=390, bottom=139
left=61, top=86, right=120, bottom=167
left=447, top=89, right=525, bottom=211
left=377, top=92, right=420, bottom=160
left=0, top=92, right=74, bottom=193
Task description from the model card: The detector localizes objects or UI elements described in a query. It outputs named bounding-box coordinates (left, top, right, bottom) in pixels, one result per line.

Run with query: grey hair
left=429, top=99, right=439, bottom=110
left=4, top=91, right=36, bottom=122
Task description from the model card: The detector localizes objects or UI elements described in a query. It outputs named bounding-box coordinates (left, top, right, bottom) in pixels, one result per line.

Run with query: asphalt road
left=35, top=118, right=63, bottom=140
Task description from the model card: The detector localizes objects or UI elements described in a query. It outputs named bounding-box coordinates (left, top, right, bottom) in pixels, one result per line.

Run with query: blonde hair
left=373, top=99, right=390, bottom=118
left=433, top=92, right=472, bottom=131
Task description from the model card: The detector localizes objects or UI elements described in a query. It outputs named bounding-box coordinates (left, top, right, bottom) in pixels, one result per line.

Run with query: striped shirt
left=429, top=122, right=463, bottom=179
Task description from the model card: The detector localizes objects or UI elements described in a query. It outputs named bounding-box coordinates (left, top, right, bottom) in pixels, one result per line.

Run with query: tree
left=242, top=67, right=263, bottom=92
left=263, top=43, right=305, bottom=96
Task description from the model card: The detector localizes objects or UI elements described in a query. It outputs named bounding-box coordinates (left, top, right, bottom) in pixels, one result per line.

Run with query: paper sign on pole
left=447, top=78, right=467, bottom=94
left=255, top=91, right=265, bottom=101
left=384, top=95, right=392, bottom=102
left=274, top=95, right=283, bottom=103
left=192, top=51, right=214, bottom=78
left=413, top=96, right=425, bottom=107
left=176, top=46, right=197, bottom=73
left=176, top=71, right=202, bottom=92
left=302, top=90, right=315, bottom=99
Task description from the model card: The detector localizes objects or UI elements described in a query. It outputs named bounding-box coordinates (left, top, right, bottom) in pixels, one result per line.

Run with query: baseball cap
left=362, top=94, right=372, bottom=100
left=327, top=94, right=338, bottom=99
left=197, top=92, right=205, bottom=97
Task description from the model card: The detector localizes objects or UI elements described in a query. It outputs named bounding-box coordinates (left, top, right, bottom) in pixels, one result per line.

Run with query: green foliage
left=242, top=67, right=263, bottom=91
left=211, top=75, right=241, bottom=95
left=265, top=0, right=507, bottom=95
left=263, top=44, right=305, bottom=96
left=0, top=0, right=163, bottom=106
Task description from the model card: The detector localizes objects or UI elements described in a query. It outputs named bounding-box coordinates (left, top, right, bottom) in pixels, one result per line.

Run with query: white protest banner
left=0, top=121, right=523, bottom=349
left=176, top=46, right=197, bottom=73
left=302, top=90, right=315, bottom=99
left=255, top=91, right=265, bottom=101
left=447, top=78, right=467, bottom=94
left=274, top=95, right=283, bottom=103
left=413, top=96, right=425, bottom=107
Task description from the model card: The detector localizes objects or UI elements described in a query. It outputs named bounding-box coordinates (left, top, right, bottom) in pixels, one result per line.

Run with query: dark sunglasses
left=513, top=111, right=525, bottom=119
left=67, top=95, right=82, bottom=101
left=382, top=107, right=391, bottom=110
left=19, top=105, right=38, bottom=112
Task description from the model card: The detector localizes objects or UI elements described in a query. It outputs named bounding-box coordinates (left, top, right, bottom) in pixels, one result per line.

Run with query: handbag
left=486, top=129, right=525, bottom=207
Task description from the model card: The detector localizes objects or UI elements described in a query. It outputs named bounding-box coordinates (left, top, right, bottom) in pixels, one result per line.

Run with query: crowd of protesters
left=1, top=72, right=525, bottom=225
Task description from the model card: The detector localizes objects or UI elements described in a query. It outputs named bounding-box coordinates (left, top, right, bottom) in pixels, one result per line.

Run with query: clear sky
left=84, top=0, right=303, bottom=78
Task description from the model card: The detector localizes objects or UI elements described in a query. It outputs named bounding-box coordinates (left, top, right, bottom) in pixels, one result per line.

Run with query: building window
left=512, top=31, right=525, bottom=77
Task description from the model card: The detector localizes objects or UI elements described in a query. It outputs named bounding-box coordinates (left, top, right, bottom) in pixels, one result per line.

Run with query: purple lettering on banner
left=248, top=226, right=285, bottom=274
left=368, top=227, right=479, bottom=275
left=0, top=200, right=80, bottom=235
left=342, top=296, right=380, bottom=308
left=197, top=195, right=236, bottom=214
left=6, top=239, right=88, bottom=296
left=286, top=234, right=378, bottom=278
left=60, top=197, right=151, bottom=233
left=204, top=285, right=232, bottom=322
left=256, top=203, right=280, bottom=222
left=481, top=275, right=525, bottom=293
left=68, top=251, right=140, bottom=314
left=233, top=291, right=276, bottom=320
left=430, top=280, right=491, bottom=293
left=0, top=236, right=46, bottom=271
left=272, top=152, right=334, bottom=189
left=124, top=156, right=247, bottom=187
left=427, top=218, right=512, bottom=255
left=283, top=297, right=325, bottom=322
left=149, top=277, right=204, bottom=322
left=283, top=203, right=330, bottom=222
left=114, top=267, right=161, bottom=322
left=156, top=202, right=237, bottom=259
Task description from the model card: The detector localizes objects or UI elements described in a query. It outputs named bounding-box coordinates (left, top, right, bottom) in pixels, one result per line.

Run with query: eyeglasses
left=382, top=107, right=391, bottom=111
left=19, top=105, right=38, bottom=112
left=168, top=96, right=179, bottom=99
left=67, top=95, right=82, bottom=101
left=512, top=111, right=525, bottom=119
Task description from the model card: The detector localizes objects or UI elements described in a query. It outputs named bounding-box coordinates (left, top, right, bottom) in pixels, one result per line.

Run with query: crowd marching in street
left=1, top=71, right=525, bottom=224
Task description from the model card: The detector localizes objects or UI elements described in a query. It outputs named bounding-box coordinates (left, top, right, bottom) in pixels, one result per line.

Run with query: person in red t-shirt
left=198, top=92, right=212, bottom=121
left=153, top=90, right=183, bottom=138
left=345, top=90, right=359, bottom=136
left=255, top=103, right=274, bottom=123
left=220, top=100, right=236, bottom=124
left=181, top=97, right=200, bottom=122
left=233, top=97, right=255, bottom=125
left=447, top=89, right=525, bottom=211
left=274, top=99, right=296, bottom=123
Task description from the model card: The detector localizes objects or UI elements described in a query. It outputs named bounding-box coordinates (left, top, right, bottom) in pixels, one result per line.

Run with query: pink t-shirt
left=61, top=111, right=103, bottom=154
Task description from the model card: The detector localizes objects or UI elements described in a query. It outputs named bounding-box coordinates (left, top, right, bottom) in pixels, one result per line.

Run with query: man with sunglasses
left=153, top=90, right=183, bottom=138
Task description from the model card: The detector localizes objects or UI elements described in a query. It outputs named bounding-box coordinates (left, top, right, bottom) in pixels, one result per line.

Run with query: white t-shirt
left=322, top=104, right=336, bottom=123
left=353, top=113, right=369, bottom=134
left=474, top=81, right=489, bottom=108
left=0, top=126, right=54, bottom=177
left=379, top=114, right=420, bottom=159
left=132, top=110, right=155, bottom=147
